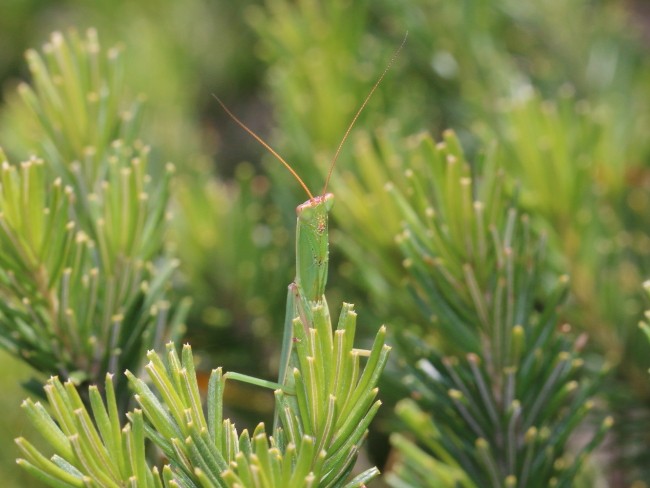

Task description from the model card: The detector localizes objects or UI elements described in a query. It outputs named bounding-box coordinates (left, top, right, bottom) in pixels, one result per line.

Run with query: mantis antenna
left=213, top=95, right=314, bottom=200
left=214, top=31, right=407, bottom=200
left=321, top=31, right=408, bottom=196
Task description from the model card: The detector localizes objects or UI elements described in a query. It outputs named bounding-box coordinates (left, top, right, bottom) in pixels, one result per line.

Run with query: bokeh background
left=1, top=0, right=650, bottom=486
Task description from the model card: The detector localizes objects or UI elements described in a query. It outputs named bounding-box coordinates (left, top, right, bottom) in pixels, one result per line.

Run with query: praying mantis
left=214, top=34, right=406, bottom=436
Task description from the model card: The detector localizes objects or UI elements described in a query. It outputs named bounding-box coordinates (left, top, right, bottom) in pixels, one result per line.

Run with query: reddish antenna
left=213, top=95, right=314, bottom=200
left=322, top=31, right=408, bottom=196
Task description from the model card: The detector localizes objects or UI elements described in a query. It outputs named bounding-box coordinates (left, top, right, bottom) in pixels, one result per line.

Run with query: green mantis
left=13, top=32, right=402, bottom=488
left=214, top=34, right=406, bottom=437
left=213, top=98, right=336, bottom=413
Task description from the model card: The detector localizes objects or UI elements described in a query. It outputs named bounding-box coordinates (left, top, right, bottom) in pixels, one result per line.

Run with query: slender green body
left=295, top=193, right=334, bottom=301
left=215, top=36, right=405, bottom=438
left=275, top=193, right=334, bottom=428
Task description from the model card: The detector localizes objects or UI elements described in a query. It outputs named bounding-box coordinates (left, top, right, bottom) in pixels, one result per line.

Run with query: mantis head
left=297, top=192, right=334, bottom=222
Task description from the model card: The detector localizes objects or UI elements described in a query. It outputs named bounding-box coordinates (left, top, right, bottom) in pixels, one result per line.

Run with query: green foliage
left=2, top=29, right=142, bottom=174
left=487, top=90, right=647, bottom=338
left=481, top=66, right=650, bottom=486
left=0, top=352, right=46, bottom=487
left=0, top=0, right=649, bottom=486
left=17, top=374, right=165, bottom=487
left=374, top=130, right=607, bottom=487
left=127, top=311, right=387, bottom=487
left=249, top=1, right=650, bottom=484
left=17, top=306, right=389, bottom=487
left=173, top=164, right=291, bottom=374
left=6, top=28, right=389, bottom=488
left=0, top=30, right=186, bottom=409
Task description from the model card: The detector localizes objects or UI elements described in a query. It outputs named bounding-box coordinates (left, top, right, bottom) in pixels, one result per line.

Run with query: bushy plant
left=0, top=30, right=185, bottom=410
left=0, top=1, right=648, bottom=486
left=3, top=29, right=389, bottom=488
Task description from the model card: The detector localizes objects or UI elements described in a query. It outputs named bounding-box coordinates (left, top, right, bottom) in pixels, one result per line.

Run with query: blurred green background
left=1, top=0, right=650, bottom=486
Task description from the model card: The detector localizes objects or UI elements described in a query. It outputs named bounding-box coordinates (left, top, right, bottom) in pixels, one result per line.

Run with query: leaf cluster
left=379, top=131, right=609, bottom=487
left=247, top=0, right=650, bottom=484
left=17, top=299, right=389, bottom=487
left=0, top=30, right=185, bottom=408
